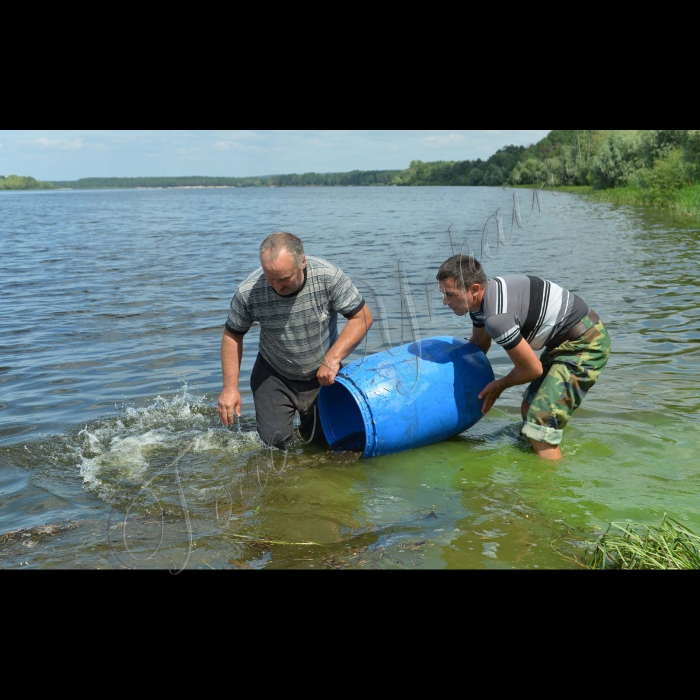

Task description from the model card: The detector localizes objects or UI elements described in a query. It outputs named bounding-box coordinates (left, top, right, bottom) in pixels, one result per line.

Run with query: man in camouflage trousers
left=437, top=255, right=611, bottom=461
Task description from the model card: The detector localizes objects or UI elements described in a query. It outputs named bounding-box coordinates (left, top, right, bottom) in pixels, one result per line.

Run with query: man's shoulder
left=236, top=268, right=267, bottom=296
left=484, top=275, right=530, bottom=297
left=492, top=274, right=531, bottom=286
left=306, top=256, right=348, bottom=281
left=307, top=255, right=338, bottom=272
left=482, top=275, right=527, bottom=318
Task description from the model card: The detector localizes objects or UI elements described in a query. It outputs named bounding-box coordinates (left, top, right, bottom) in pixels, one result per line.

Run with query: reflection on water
left=1, top=187, right=699, bottom=569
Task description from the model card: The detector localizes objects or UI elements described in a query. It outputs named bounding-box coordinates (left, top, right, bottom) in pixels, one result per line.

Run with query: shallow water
left=1, top=186, right=699, bottom=569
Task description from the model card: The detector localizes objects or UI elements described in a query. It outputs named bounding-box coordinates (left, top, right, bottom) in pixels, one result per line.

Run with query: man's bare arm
left=478, top=338, right=543, bottom=414
left=469, top=326, right=492, bottom=355
left=218, top=329, right=244, bottom=426
left=500, top=338, right=544, bottom=388
left=318, top=305, right=375, bottom=387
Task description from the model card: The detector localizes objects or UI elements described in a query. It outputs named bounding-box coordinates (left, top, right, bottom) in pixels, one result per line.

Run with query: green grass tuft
left=585, top=515, right=700, bottom=570
left=586, top=183, right=700, bottom=221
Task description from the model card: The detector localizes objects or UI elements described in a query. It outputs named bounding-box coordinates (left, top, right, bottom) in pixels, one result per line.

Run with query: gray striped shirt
left=470, top=275, right=590, bottom=351
left=226, top=256, right=365, bottom=381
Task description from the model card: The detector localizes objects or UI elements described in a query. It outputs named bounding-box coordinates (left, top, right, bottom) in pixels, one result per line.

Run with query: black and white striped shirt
left=226, top=256, right=366, bottom=381
left=470, top=275, right=590, bottom=351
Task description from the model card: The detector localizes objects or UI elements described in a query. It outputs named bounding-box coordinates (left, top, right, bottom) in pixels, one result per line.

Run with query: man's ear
left=302, top=256, right=307, bottom=270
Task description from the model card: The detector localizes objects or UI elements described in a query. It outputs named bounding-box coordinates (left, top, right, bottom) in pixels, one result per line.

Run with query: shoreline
left=587, top=184, right=700, bottom=221
left=512, top=183, right=700, bottom=223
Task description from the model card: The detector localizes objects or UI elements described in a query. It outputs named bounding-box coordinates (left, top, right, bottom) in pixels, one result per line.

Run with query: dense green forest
left=529, top=129, right=700, bottom=219
left=0, top=175, right=53, bottom=190
left=393, top=145, right=528, bottom=186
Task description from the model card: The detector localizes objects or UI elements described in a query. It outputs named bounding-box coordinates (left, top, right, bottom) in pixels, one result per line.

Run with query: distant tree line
left=48, top=171, right=403, bottom=189
left=0, top=175, right=54, bottom=190
left=39, top=135, right=605, bottom=191
left=393, top=145, right=529, bottom=187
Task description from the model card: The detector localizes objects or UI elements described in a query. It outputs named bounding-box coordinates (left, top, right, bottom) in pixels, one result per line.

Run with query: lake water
left=1, top=186, right=699, bottom=570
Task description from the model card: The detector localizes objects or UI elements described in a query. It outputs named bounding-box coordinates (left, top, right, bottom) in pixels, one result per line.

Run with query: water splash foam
left=76, top=385, right=262, bottom=503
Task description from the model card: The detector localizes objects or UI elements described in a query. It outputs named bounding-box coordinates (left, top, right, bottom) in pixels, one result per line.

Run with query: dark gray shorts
left=250, top=354, right=327, bottom=450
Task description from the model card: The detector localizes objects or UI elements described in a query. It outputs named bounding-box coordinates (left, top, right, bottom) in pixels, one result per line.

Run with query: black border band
left=342, top=299, right=367, bottom=320
left=225, top=322, right=249, bottom=336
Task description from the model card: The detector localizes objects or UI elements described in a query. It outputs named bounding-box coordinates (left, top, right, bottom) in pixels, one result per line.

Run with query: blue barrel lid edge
left=333, top=373, right=377, bottom=458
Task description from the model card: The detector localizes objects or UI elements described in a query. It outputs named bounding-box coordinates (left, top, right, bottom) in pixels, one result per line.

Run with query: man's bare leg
left=529, top=439, right=563, bottom=461
left=521, top=400, right=563, bottom=460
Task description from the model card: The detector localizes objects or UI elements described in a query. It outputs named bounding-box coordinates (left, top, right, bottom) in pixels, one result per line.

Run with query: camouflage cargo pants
left=521, top=316, right=611, bottom=446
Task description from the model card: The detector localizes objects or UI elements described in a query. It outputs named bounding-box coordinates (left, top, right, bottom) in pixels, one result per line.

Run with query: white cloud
left=426, top=133, right=467, bottom=146
left=22, top=137, right=84, bottom=150
left=0, top=142, right=4, bottom=148
left=215, top=140, right=263, bottom=153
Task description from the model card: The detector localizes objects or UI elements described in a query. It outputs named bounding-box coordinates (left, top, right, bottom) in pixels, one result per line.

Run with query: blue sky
left=0, top=130, right=552, bottom=181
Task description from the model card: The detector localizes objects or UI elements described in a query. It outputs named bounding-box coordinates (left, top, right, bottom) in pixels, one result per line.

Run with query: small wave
left=76, top=385, right=262, bottom=503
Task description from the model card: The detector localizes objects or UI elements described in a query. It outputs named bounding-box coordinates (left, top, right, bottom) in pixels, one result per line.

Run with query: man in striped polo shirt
left=217, top=232, right=374, bottom=450
left=437, top=255, right=611, bottom=461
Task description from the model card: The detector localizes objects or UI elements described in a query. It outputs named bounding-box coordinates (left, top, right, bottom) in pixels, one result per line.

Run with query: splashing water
left=75, top=385, right=263, bottom=504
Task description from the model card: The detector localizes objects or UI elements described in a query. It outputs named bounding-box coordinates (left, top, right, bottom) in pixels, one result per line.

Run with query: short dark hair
left=436, top=255, right=487, bottom=289
left=260, top=232, right=305, bottom=267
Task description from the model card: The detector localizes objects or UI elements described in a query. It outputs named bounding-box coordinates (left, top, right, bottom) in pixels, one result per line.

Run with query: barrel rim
left=323, top=373, right=377, bottom=458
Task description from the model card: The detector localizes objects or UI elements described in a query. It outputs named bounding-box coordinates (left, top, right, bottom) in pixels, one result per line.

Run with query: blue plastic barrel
left=319, top=336, right=495, bottom=458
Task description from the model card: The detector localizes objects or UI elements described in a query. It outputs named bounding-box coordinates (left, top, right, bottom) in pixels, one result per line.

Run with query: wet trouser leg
left=250, top=354, right=326, bottom=450
left=521, top=318, right=611, bottom=446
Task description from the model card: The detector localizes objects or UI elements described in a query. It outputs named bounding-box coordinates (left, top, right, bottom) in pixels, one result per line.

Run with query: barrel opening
left=320, top=382, right=367, bottom=453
